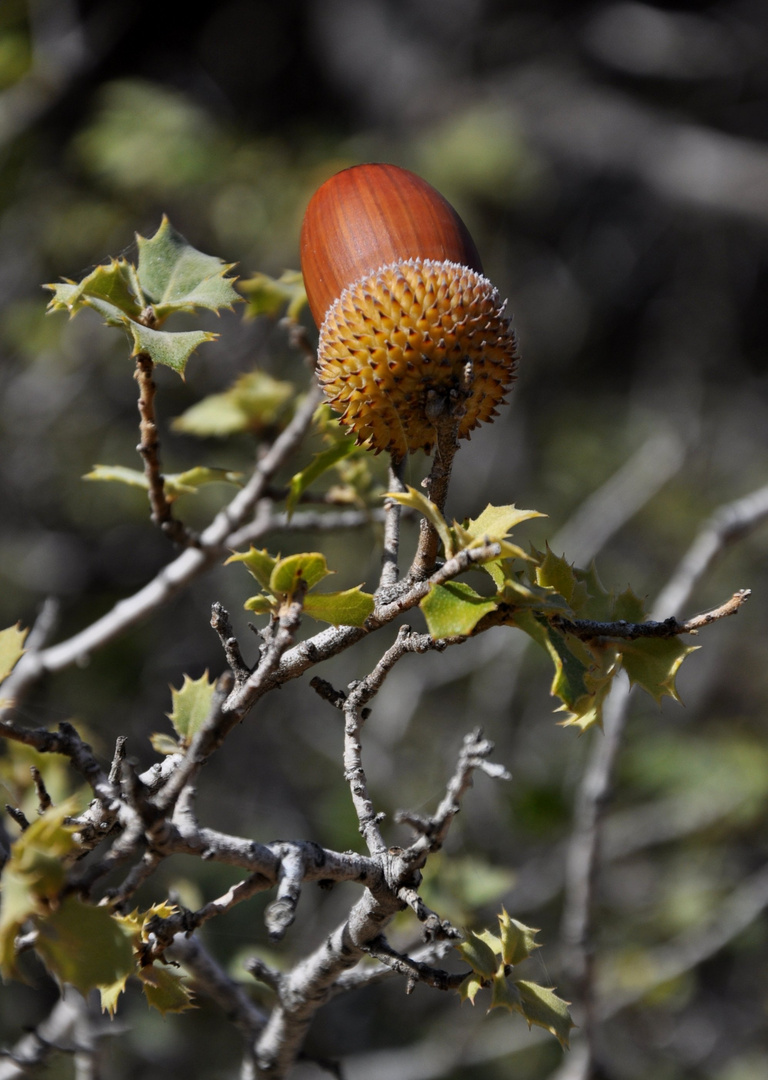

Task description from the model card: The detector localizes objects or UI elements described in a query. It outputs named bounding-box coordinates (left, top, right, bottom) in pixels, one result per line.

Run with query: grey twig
left=560, top=479, right=768, bottom=1075
left=378, top=456, right=408, bottom=593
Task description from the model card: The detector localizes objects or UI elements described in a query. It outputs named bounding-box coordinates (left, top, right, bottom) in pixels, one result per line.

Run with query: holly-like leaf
left=136, top=216, right=239, bottom=319
left=617, top=636, right=699, bottom=704
left=489, top=971, right=523, bottom=1012
left=457, top=972, right=485, bottom=1005
left=456, top=504, right=544, bottom=547
left=456, top=931, right=499, bottom=979
left=302, top=587, right=374, bottom=627
left=0, top=624, right=27, bottom=686
left=139, top=964, right=194, bottom=1015
left=239, top=269, right=307, bottom=322
left=421, top=581, right=498, bottom=639
left=536, top=547, right=577, bottom=605
left=35, top=896, right=135, bottom=998
left=243, top=594, right=275, bottom=615
left=56, top=260, right=143, bottom=321
left=286, top=440, right=357, bottom=518
left=167, top=672, right=216, bottom=743
left=498, top=910, right=540, bottom=967
left=386, top=487, right=455, bottom=558
left=514, top=980, right=575, bottom=1049
left=149, top=732, right=181, bottom=756
left=226, top=547, right=276, bottom=590
left=44, top=260, right=143, bottom=325
left=100, top=972, right=131, bottom=1018
left=45, top=218, right=237, bottom=378
left=85, top=464, right=242, bottom=499
left=172, top=370, right=295, bottom=437
left=128, top=321, right=216, bottom=376
left=0, top=865, right=35, bottom=978
left=269, top=553, right=330, bottom=597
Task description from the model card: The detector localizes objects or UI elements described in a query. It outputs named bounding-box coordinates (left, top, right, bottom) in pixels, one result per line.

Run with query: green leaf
left=457, top=972, right=485, bottom=1005
left=136, top=216, right=239, bottom=318
left=172, top=370, right=295, bottom=437
left=456, top=931, right=499, bottom=979
left=239, top=269, right=307, bottom=322
left=226, top=547, right=277, bottom=590
left=286, top=440, right=357, bottom=518
left=489, top=971, right=523, bottom=1012
left=149, top=732, right=181, bottom=756
left=139, top=964, right=194, bottom=1015
left=85, top=464, right=243, bottom=499
left=386, top=487, right=455, bottom=558
left=536, top=547, right=577, bottom=605
left=128, top=321, right=216, bottom=376
left=421, top=581, right=498, bottom=639
left=100, top=972, right=131, bottom=1018
left=498, top=909, right=540, bottom=966
left=243, top=594, right=275, bottom=615
left=514, top=980, right=575, bottom=1048
left=617, top=636, right=699, bottom=704
left=456, top=504, right=545, bottom=547
left=475, top=929, right=502, bottom=956
left=35, top=897, right=135, bottom=997
left=0, top=865, right=35, bottom=978
left=269, top=553, right=330, bottom=596
left=0, top=624, right=27, bottom=686
left=302, top=587, right=375, bottom=627
left=167, top=672, right=216, bottom=743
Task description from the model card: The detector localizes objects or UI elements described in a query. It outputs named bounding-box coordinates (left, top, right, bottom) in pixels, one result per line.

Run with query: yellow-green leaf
left=129, top=321, right=216, bottom=377
left=239, top=269, right=307, bottom=322
left=457, top=504, right=545, bottom=547
left=386, top=487, right=455, bottom=558
left=35, top=897, right=135, bottom=997
left=85, top=464, right=242, bottom=500
left=536, top=547, right=577, bottom=605
left=167, top=671, right=216, bottom=743
left=226, top=547, right=276, bottom=590
left=617, top=636, right=699, bottom=705
left=457, top=972, right=485, bottom=1005
left=302, top=587, right=374, bottom=627
left=150, top=732, right=181, bottom=756
left=456, top=931, right=499, bottom=979
left=139, top=964, right=194, bottom=1015
left=172, top=370, right=295, bottom=437
left=0, top=624, right=27, bottom=685
left=498, top=909, right=540, bottom=966
left=243, top=594, right=275, bottom=615
left=287, top=441, right=357, bottom=518
left=421, top=582, right=498, bottom=639
left=489, top=971, right=523, bottom=1012
left=270, top=553, right=330, bottom=596
left=515, top=980, right=575, bottom=1048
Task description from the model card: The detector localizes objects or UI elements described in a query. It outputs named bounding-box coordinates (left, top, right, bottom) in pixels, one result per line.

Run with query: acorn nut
left=300, top=163, right=518, bottom=461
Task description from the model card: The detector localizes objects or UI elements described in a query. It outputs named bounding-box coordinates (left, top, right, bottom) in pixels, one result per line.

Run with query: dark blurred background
left=1, top=1, right=768, bottom=1078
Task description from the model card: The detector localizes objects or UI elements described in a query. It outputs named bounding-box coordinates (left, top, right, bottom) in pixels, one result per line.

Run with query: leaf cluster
left=44, top=217, right=240, bottom=376
left=391, top=489, right=698, bottom=731
left=0, top=800, right=191, bottom=1017
left=226, top=549, right=375, bottom=627
left=456, top=908, right=575, bottom=1048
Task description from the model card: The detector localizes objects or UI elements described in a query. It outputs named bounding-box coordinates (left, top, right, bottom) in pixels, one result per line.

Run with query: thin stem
left=378, top=455, right=407, bottom=592
left=134, top=352, right=195, bottom=547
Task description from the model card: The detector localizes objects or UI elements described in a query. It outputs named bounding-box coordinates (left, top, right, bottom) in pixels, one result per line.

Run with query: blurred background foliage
left=1, top=0, right=768, bottom=1077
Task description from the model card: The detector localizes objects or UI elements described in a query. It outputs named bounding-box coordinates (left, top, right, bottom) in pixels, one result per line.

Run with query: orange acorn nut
left=300, top=163, right=518, bottom=460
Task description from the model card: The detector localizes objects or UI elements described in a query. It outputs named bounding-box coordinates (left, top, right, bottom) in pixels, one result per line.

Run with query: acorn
left=300, top=163, right=518, bottom=460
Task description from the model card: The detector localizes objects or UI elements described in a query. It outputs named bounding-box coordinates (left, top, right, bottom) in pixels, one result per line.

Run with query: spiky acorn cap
left=300, top=164, right=518, bottom=459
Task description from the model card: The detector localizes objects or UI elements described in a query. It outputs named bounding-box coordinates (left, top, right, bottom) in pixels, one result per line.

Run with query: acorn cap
left=300, top=163, right=518, bottom=458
